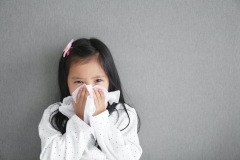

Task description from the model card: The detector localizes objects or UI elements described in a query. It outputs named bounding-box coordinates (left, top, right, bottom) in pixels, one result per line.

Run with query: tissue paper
left=72, top=84, right=120, bottom=124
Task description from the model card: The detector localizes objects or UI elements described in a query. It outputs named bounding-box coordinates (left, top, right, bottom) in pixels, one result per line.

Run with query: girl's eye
left=96, top=79, right=102, bottom=83
left=75, top=81, right=83, bottom=84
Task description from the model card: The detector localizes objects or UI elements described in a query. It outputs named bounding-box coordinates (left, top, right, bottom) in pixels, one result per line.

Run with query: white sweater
left=38, top=96, right=142, bottom=160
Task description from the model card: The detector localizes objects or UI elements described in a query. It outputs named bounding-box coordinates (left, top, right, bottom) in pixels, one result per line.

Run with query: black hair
left=50, top=38, right=140, bottom=136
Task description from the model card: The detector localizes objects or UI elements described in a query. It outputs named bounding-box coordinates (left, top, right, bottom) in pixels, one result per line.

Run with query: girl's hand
left=72, top=87, right=89, bottom=121
left=92, top=88, right=107, bottom=116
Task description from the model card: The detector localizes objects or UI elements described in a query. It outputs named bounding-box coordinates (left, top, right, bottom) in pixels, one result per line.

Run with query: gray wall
left=0, top=0, right=240, bottom=160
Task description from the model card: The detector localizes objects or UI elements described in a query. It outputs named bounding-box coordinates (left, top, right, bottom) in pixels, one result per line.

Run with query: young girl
left=38, top=38, right=142, bottom=160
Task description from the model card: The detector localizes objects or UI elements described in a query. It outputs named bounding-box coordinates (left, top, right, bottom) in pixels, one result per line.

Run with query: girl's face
left=67, top=57, right=109, bottom=95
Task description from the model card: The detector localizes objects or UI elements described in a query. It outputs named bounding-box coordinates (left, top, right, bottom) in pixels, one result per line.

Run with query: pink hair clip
left=63, top=39, right=74, bottom=57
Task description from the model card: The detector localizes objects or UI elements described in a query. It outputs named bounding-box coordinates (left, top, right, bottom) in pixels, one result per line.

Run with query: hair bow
left=63, top=39, right=74, bottom=57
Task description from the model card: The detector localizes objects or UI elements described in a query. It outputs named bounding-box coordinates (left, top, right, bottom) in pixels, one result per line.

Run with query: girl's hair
left=50, top=38, right=140, bottom=135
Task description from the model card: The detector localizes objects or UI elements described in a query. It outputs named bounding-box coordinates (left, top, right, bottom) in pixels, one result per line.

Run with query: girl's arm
left=90, top=104, right=142, bottom=160
left=38, top=104, right=106, bottom=160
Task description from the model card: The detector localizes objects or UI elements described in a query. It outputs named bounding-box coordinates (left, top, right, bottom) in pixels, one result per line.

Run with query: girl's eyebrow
left=71, top=75, right=105, bottom=80
left=71, top=77, right=83, bottom=80
left=92, top=75, right=105, bottom=79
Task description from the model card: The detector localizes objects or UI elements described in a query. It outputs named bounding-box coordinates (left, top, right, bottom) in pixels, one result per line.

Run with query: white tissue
left=72, top=84, right=120, bottom=124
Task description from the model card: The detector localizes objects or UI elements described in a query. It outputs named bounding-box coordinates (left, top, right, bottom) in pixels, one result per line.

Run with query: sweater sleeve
left=38, top=104, right=106, bottom=160
left=89, top=104, right=142, bottom=160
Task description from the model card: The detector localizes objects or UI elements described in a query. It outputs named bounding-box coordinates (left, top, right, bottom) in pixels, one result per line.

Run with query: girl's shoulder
left=115, top=103, right=138, bottom=116
left=109, top=103, right=139, bottom=130
left=43, top=102, right=61, bottom=115
left=44, top=96, right=71, bottom=114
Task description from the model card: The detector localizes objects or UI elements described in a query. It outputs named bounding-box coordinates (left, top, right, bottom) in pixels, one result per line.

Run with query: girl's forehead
left=69, top=58, right=106, bottom=78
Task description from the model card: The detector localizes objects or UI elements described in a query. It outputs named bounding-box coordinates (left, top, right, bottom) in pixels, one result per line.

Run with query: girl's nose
left=84, top=82, right=92, bottom=86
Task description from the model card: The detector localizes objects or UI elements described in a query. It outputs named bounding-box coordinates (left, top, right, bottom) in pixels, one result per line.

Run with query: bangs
left=67, top=52, right=107, bottom=75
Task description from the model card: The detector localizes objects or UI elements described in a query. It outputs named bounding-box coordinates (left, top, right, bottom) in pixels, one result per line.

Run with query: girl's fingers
left=95, top=89, right=101, bottom=99
left=76, top=87, right=106, bottom=113
left=77, top=88, right=82, bottom=103
left=92, top=88, right=107, bottom=116
left=82, top=87, right=89, bottom=106
left=99, top=89, right=107, bottom=109
left=93, top=89, right=98, bottom=104
left=80, top=87, right=87, bottom=107
left=75, top=87, right=88, bottom=107
left=80, top=87, right=86, bottom=99
left=96, top=89, right=105, bottom=104
left=98, top=89, right=104, bottom=100
left=84, top=87, right=89, bottom=98
left=94, top=88, right=105, bottom=106
left=79, top=87, right=84, bottom=106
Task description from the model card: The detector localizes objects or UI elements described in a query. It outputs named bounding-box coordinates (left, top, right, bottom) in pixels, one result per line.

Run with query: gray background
left=0, top=0, right=239, bottom=160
